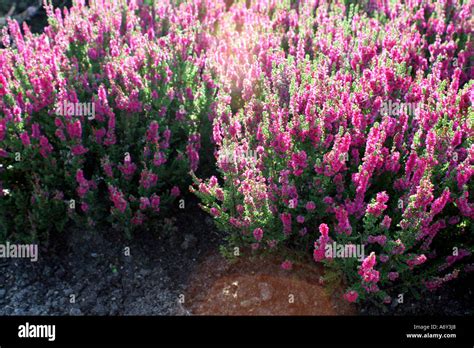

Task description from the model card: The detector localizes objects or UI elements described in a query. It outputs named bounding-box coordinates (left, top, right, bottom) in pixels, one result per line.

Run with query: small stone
left=69, top=307, right=82, bottom=316
left=240, top=297, right=260, bottom=308
left=92, top=303, right=107, bottom=315
left=205, top=217, right=213, bottom=226
left=258, top=282, right=272, bottom=301
left=139, top=269, right=151, bottom=278
left=0, top=289, right=6, bottom=298
left=43, top=266, right=52, bottom=277
left=55, top=268, right=66, bottom=278
left=181, top=234, right=197, bottom=250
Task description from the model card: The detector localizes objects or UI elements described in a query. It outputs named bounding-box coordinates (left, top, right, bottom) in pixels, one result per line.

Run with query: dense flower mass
left=0, top=0, right=216, bottom=238
left=193, top=0, right=473, bottom=303
left=0, top=0, right=472, bottom=304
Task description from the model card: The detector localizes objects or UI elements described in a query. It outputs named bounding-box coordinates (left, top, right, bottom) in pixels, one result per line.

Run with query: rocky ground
left=0, top=0, right=72, bottom=34
left=0, top=198, right=222, bottom=315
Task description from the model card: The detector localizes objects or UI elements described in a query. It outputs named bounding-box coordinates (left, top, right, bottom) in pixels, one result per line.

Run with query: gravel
left=0, top=198, right=221, bottom=316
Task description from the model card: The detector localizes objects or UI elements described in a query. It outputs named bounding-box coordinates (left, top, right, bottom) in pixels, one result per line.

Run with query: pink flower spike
left=281, top=260, right=293, bottom=271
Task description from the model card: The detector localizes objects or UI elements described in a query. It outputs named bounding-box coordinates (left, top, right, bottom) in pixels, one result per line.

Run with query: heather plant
left=0, top=0, right=472, bottom=307
left=195, top=0, right=473, bottom=304
left=0, top=0, right=217, bottom=240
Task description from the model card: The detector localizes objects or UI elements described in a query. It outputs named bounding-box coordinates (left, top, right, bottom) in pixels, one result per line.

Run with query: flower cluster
left=194, top=0, right=473, bottom=304
left=0, top=0, right=217, bottom=238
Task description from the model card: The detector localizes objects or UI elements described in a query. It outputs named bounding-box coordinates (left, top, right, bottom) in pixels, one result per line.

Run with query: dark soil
left=0, top=0, right=72, bottom=34
left=0, top=197, right=222, bottom=315
left=359, top=275, right=474, bottom=316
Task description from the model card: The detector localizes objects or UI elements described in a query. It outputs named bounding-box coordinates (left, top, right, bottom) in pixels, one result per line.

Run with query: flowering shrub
left=0, top=0, right=472, bottom=305
left=0, top=0, right=217, bottom=240
left=194, top=0, right=473, bottom=303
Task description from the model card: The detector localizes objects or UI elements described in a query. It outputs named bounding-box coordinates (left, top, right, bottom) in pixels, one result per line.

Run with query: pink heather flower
left=413, top=177, right=434, bottom=209
left=39, top=136, right=53, bottom=158
left=457, top=191, right=473, bottom=218
left=66, top=120, right=82, bottom=139
left=55, top=129, right=66, bottom=141
left=448, top=216, right=460, bottom=225
left=152, top=151, right=165, bottom=166
left=94, top=128, right=106, bottom=143
left=359, top=252, right=379, bottom=283
left=406, top=254, right=427, bottom=269
left=210, top=207, right=220, bottom=217
left=280, top=212, right=292, bottom=235
left=425, top=270, right=460, bottom=292
left=366, top=191, right=389, bottom=217
left=361, top=252, right=376, bottom=269
left=236, top=204, right=245, bottom=215
left=267, top=240, right=277, bottom=249
left=296, top=215, right=305, bottom=224
left=229, top=217, right=240, bottom=228
left=367, top=235, right=387, bottom=246
left=446, top=249, right=470, bottom=266
left=81, top=202, right=89, bottom=213
left=323, top=133, right=351, bottom=175
left=146, top=121, right=159, bottom=143
left=451, top=130, right=463, bottom=148
left=253, top=228, right=263, bottom=242
left=108, top=186, right=127, bottom=214
left=31, top=123, right=41, bottom=139
left=334, top=206, right=352, bottom=235
left=131, top=212, right=144, bottom=226
left=71, top=144, right=88, bottom=156
left=103, top=163, right=113, bottom=178
left=323, top=196, right=334, bottom=205
left=162, top=129, right=171, bottom=148
left=198, top=182, right=210, bottom=195
left=391, top=239, right=406, bottom=255
left=0, top=120, right=6, bottom=141
left=379, top=255, right=389, bottom=263
left=53, top=191, right=64, bottom=200
left=343, top=290, right=358, bottom=303
left=314, top=224, right=331, bottom=262
left=139, top=170, right=158, bottom=190
left=215, top=188, right=224, bottom=201
left=381, top=215, right=392, bottom=229
left=139, top=197, right=150, bottom=210
left=388, top=272, right=399, bottom=281
left=228, top=120, right=241, bottom=138
left=20, top=132, right=30, bottom=147
left=170, top=186, right=180, bottom=197
left=299, top=227, right=308, bottom=236
left=209, top=176, right=218, bottom=187
left=319, top=223, right=329, bottom=237
left=305, top=201, right=316, bottom=211
left=150, top=194, right=160, bottom=213
left=430, top=188, right=450, bottom=216
left=119, top=157, right=137, bottom=180
left=76, top=170, right=91, bottom=198
left=290, top=150, right=307, bottom=176
left=281, top=260, right=293, bottom=270
left=186, top=145, right=199, bottom=172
